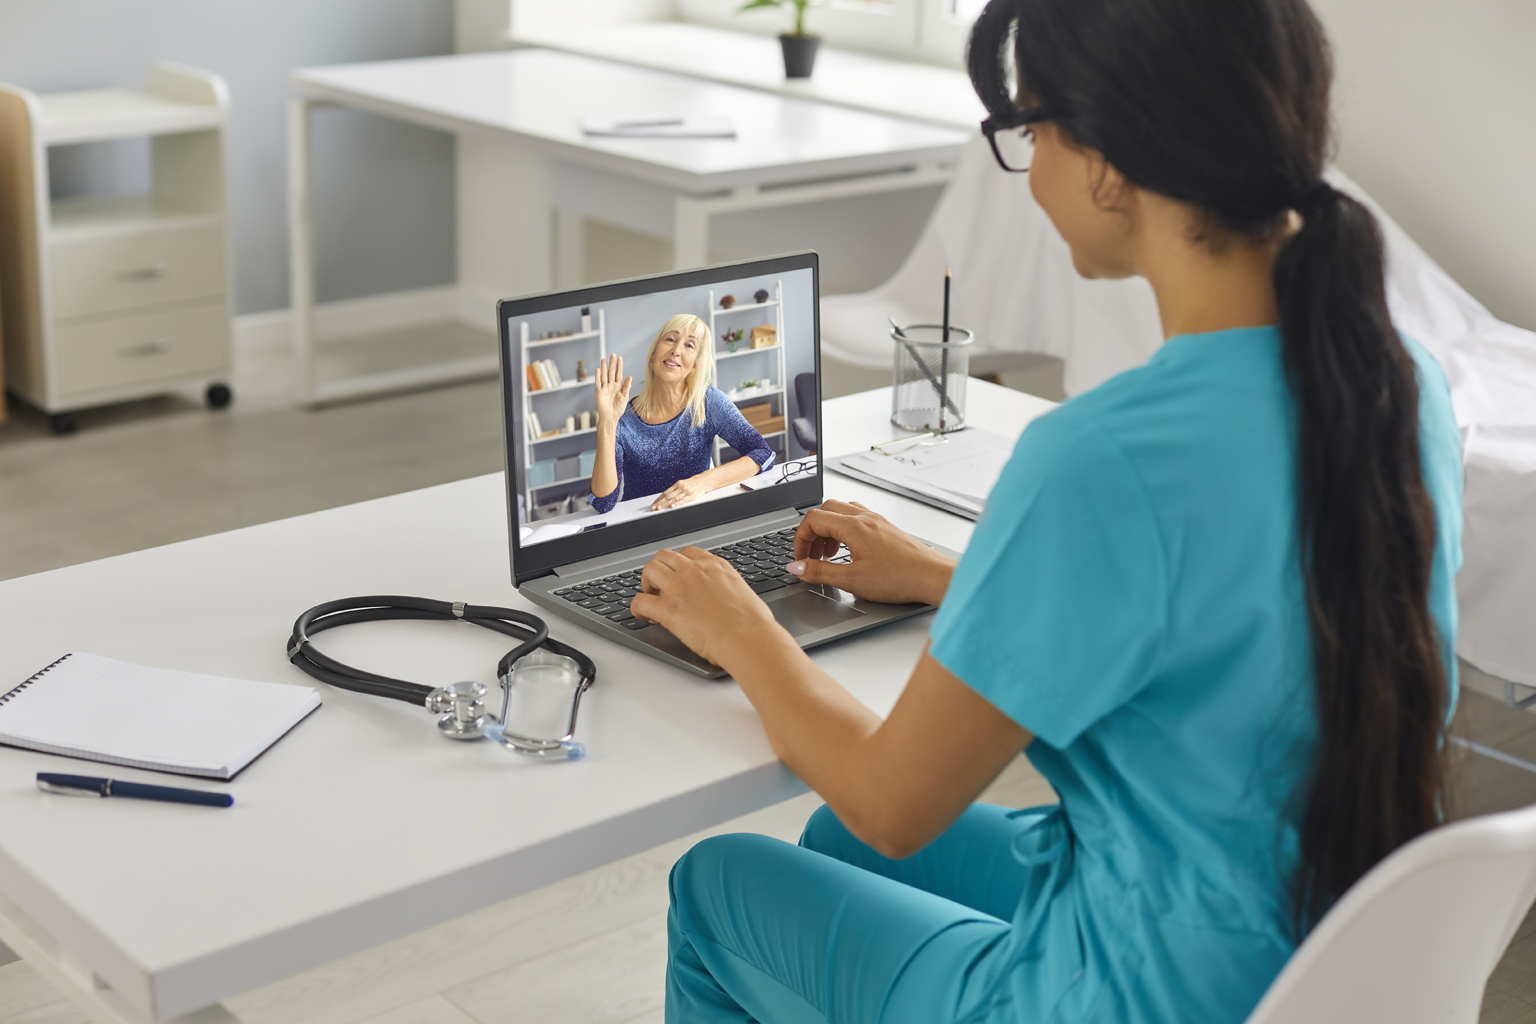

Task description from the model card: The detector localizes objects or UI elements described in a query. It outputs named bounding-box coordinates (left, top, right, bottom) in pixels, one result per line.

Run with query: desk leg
left=0, top=891, right=237, bottom=1024
left=286, top=97, right=318, bottom=408
left=673, top=193, right=713, bottom=271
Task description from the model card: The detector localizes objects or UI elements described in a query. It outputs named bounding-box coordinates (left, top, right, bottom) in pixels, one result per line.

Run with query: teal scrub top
left=929, top=325, right=1463, bottom=1024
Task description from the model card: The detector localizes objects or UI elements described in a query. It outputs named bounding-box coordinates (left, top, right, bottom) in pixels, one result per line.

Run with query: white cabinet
left=0, top=62, right=233, bottom=434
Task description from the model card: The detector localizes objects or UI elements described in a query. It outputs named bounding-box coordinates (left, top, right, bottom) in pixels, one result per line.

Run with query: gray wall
left=1310, top=0, right=1536, bottom=332
left=0, top=0, right=456, bottom=315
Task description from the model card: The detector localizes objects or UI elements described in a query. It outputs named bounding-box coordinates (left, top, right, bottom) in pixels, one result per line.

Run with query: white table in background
left=0, top=381, right=1054, bottom=1024
left=510, top=21, right=986, bottom=131
left=288, top=49, right=969, bottom=405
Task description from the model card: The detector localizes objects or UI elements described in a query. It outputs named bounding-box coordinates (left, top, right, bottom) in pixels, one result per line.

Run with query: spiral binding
left=0, top=653, right=73, bottom=705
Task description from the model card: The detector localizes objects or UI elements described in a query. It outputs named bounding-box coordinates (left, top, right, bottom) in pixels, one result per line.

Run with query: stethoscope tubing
left=287, top=596, right=596, bottom=709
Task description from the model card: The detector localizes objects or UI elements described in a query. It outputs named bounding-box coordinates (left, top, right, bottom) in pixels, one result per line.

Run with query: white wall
left=0, top=0, right=456, bottom=315
left=1291, top=0, right=1536, bottom=331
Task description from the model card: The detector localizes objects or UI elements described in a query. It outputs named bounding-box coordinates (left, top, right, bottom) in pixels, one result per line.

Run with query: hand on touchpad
left=767, top=590, right=866, bottom=637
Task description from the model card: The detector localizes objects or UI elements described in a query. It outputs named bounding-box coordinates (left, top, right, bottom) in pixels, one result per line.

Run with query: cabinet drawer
left=52, top=227, right=225, bottom=320
left=54, top=302, right=228, bottom=397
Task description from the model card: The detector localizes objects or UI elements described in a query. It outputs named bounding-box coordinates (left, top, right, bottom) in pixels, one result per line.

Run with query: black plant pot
left=779, top=34, right=822, bottom=79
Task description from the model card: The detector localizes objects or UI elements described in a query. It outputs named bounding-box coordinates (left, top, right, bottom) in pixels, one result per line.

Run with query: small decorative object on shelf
left=719, top=294, right=736, bottom=309
left=576, top=359, right=587, bottom=382
left=565, top=415, right=576, bottom=433
left=581, top=307, right=592, bottom=332
left=740, top=378, right=761, bottom=390
left=754, top=288, right=769, bottom=304
left=580, top=410, right=592, bottom=430
left=722, top=327, right=744, bottom=352
left=738, top=0, right=822, bottom=78
left=751, top=325, right=777, bottom=349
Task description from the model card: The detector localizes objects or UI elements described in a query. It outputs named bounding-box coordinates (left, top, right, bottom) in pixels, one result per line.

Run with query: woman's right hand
left=787, top=500, right=955, bottom=606
left=594, top=353, right=632, bottom=428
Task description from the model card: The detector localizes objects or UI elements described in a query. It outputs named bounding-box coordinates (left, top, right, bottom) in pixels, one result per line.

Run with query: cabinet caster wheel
left=50, top=412, right=77, bottom=436
left=206, top=383, right=233, bottom=409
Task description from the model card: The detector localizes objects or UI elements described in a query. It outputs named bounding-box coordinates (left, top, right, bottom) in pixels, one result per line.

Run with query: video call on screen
left=511, top=267, right=818, bottom=548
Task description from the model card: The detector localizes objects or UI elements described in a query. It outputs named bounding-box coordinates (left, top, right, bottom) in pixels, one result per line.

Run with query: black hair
left=968, top=0, right=1447, bottom=933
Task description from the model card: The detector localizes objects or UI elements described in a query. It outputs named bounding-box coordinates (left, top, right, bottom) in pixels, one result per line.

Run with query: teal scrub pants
left=665, top=803, right=1040, bottom=1024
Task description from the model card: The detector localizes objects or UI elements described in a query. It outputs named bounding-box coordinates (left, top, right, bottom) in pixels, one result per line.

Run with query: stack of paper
left=828, top=428, right=1014, bottom=519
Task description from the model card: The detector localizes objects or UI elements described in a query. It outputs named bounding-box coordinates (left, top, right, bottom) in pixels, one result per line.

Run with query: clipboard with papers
left=826, top=427, right=1014, bottom=521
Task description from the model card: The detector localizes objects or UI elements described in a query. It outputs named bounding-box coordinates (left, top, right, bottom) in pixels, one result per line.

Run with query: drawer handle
left=116, top=264, right=170, bottom=282
left=121, top=338, right=172, bottom=358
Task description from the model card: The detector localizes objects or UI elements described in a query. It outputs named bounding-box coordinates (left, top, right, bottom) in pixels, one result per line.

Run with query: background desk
left=0, top=381, right=1053, bottom=1024
left=287, top=49, right=968, bottom=405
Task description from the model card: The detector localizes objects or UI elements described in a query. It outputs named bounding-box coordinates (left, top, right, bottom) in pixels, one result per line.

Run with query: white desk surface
left=290, top=49, right=970, bottom=195
left=511, top=21, right=986, bottom=132
left=0, top=382, right=1054, bottom=1021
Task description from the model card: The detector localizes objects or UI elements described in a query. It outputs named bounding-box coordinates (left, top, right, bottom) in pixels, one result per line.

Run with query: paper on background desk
left=580, top=113, right=735, bottom=138
left=829, top=427, right=1014, bottom=519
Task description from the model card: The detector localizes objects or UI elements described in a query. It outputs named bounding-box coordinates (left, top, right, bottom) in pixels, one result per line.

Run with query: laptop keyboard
left=551, top=526, right=851, bottom=630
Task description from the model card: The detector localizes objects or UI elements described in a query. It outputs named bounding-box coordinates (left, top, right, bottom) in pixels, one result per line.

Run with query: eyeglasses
left=778, top=460, right=814, bottom=484
left=980, top=107, right=1050, bottom=174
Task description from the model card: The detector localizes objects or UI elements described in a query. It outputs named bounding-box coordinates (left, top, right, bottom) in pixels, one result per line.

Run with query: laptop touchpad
left=769, top=590, right=867, bottom=636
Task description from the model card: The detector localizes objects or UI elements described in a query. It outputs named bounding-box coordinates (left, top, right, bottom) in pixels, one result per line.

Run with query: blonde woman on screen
left=589, top=314, right=775, bottom=513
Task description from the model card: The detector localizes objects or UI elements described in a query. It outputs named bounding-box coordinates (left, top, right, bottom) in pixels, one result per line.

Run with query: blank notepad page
left=0, top=653, right=322, bottom=779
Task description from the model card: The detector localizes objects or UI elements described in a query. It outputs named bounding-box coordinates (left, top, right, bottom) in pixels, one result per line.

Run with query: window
left=675, top=0, right=981, bottom=65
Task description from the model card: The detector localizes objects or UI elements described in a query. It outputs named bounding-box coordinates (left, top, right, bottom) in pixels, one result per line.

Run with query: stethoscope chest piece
left=427, top=680, right=490, bottom=740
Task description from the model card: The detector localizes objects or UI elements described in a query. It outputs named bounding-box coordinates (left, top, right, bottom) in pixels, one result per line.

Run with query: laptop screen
left=498, top=253, right=822, bottom=585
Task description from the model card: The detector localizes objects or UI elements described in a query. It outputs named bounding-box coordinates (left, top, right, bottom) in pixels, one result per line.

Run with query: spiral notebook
left=0, top=653, right=322, bottom=779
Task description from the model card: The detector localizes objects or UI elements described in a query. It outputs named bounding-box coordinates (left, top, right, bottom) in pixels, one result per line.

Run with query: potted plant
left=739, top=0, right=822, bottom=79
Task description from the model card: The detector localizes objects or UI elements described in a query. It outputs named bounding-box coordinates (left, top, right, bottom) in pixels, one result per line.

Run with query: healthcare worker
left=631, top=0, right=1463, bottom=1020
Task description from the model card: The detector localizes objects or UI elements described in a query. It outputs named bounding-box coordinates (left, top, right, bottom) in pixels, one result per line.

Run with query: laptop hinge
left=555, top=508, right=801, bottom=578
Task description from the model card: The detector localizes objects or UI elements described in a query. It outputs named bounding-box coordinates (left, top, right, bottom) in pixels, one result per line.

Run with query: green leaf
left=737, top=0, right=784, bottom=10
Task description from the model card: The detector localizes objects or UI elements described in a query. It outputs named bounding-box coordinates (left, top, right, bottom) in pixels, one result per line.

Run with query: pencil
left=940, top=268, right=952, bottom=430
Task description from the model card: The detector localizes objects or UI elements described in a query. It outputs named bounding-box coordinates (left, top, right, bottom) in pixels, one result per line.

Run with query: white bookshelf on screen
left=0, top=62, right=234, bottom=435
left=520, top=308, right=606, bottom=519
left=709, top=280, right=787, bottom=466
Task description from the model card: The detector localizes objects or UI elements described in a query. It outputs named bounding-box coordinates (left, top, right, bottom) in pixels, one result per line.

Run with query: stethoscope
left=287, top=596, right=597, bottom=759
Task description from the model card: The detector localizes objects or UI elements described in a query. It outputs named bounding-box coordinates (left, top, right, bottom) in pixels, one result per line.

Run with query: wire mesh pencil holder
left=891, top=324, right=974, bottom=433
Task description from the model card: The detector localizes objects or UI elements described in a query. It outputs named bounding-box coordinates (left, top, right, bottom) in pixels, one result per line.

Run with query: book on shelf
left=527, top=411, right=544, bottom=440
left=526, top=364, right=541, bottom=392
left=546, top=359, right=563, bottom=386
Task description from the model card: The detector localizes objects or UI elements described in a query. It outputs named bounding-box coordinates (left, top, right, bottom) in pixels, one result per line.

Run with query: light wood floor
left=1, top=340, right=1533, bottom=1023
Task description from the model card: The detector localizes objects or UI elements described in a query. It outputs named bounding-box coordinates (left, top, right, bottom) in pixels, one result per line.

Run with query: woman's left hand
left=652, top=475, right=710, bottom=510
left=631, top=547, right=785, bottom=667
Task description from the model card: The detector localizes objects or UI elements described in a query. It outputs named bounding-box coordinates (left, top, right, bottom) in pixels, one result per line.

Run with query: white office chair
left=1244, top=803, right=1536, bottom=1023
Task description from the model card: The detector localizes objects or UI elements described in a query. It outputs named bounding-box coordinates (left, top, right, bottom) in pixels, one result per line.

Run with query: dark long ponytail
left=969, top=0, right=1448, bottom=931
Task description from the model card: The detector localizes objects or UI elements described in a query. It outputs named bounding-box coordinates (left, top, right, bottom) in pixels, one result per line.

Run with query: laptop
left=496, top=252, right=954, bottom=678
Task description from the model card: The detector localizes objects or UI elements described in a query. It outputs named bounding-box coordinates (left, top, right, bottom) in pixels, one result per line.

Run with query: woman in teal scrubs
left=630, top=0, right=1463, bottom=1020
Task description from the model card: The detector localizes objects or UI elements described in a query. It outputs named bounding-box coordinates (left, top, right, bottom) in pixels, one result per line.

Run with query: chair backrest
left=794, top=372, right=816, bottom=419
left=1245, top=803, right=1536, bottom=1024
left=792, top=372, right=817, bottom=452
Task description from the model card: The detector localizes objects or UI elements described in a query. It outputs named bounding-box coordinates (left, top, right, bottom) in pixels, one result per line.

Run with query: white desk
left=510, top=21, right=986, bottom=132
left=0, top=381, right=1054, bottom=1024
left=287, top=49, right=969, bottom=405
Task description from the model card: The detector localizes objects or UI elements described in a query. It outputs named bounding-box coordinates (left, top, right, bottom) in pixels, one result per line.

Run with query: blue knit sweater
left=590, top=387, right=775, bottom=513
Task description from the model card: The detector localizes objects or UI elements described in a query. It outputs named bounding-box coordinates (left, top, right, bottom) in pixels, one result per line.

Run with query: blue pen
left=36, top=773, right=233, bottom=808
